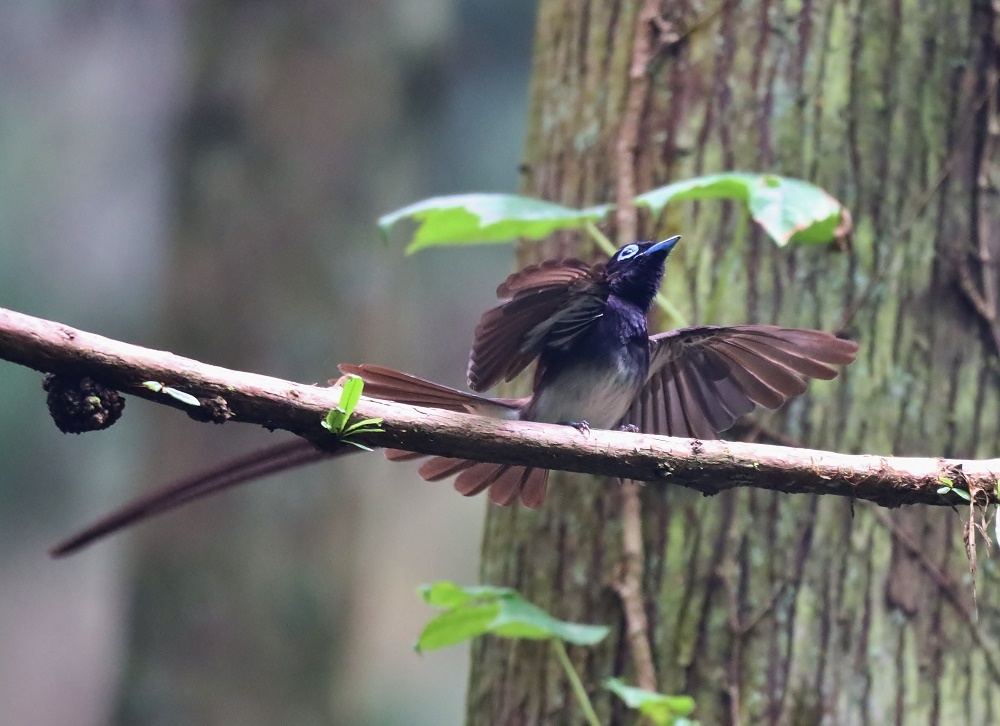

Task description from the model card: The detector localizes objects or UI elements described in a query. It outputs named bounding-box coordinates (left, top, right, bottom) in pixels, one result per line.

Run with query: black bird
left=52, top=237, right=858, bottom=555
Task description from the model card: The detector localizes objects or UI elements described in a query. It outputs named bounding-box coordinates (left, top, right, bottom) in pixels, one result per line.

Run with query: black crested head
left=604, top=235, right=680, bottom=311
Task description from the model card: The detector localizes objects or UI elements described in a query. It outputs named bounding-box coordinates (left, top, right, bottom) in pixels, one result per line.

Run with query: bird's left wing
left=468, top=258, right=608, bottom=392
left=623, top=325, right=858, bottom=438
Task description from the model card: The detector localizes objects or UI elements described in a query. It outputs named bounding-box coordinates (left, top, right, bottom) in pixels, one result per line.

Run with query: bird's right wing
left=467, top=258, right=609, bottom=392
left=623, top=325, right=859, bottom=439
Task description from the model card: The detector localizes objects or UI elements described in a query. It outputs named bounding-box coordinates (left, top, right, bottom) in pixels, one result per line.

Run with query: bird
left=51, top=236, right=859, bottom=555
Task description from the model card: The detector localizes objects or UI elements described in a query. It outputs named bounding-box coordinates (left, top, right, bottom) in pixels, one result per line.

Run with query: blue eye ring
left=617, top=244, right=640, bottom=260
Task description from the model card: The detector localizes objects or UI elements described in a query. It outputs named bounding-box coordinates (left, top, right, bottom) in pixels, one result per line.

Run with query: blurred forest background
left=0, top=1, right=538, bottom=724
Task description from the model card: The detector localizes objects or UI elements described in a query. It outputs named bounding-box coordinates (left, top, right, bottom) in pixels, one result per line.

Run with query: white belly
left=526, top=354, right=642, bottom=429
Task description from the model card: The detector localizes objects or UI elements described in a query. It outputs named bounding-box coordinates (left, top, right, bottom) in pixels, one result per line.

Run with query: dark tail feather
left=485, top=465, right=526, bottom=505
left=454, top=462, right=506, bottom=497
left=449, top=461, right=547, bottom=509
left=384, top=448, right=425, bottom=462
left=520, top=468, right=549, bottom=508
left=51, top=440, right=344, bottom=557
left=340, top=364, right=550, bottom=507
left=420, top=456, right=477, bottom=481
left=337, top=364, right=523, bottom=414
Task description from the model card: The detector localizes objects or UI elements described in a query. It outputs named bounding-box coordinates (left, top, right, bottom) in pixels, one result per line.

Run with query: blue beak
left=642, top=235, right=681, bottom=256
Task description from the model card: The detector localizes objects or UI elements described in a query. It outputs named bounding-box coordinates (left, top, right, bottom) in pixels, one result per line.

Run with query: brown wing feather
left=670, top=360, right=723, bottom=439
left=468, top=259, right=607, bottom=392
left=725, top=333, right=839, bottom=379
left=626, top=325, right=858, bottom=437
left=495, top=258, right=594, bottom=297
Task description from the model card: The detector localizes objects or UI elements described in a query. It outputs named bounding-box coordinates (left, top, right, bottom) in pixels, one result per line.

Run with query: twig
left=615, top=0, right=663, bottom=246
left=612, top=481, right=658, bottom=693
left=2, top=306, right=999, bottom=507
left=611, top=6, right=678, bottom=705
left=867, top=505, right=1000, bottom=686
left=551, top=639, right=601, bottom=726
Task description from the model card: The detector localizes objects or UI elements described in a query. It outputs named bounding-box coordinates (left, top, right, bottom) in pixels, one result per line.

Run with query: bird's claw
left=618, top=423, right=639, bottom=433
left=565, top=420, right=591, bottom=436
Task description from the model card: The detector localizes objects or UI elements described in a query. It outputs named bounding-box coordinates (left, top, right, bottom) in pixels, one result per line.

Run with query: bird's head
left=604, top=235, right=680, bottom=311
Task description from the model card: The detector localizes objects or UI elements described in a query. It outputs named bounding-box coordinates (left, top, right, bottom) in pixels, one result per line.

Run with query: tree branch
left=1, top=306, right=998, bottom=507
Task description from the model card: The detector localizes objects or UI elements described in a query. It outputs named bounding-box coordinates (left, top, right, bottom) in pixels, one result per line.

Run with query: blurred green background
left=0, top=1, right=536, bottom=724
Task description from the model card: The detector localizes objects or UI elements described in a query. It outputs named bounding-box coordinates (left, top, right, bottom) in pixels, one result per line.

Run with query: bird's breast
left=526, top=341, right=647, bottom=429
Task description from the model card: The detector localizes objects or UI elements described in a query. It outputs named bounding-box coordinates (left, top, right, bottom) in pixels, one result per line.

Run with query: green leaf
left=415, top=582, right=610, bottom=652
left=635, top=173, right=847, bottom=246
left=378, top=194, right=612, bottom=252
left=605, top=678, right=697, bottom=726
left=343, top=440, right=375, bottom=452
left=491, top=597, right=609, bottom=645
left=323, top=375, right=367, bottom=435
left=343, top=418, right=384, bottom=438
left=419, top=581, right=513, bottom=608
left=161, top=387, right=201, bottom=407
left=143, top=381, right=200, bottom=406
left=338, top=374, right=364, bottom=415
left=343, top=427, right=383, bottom=439
left=936, top=479, right=971, bottom=501
left=322, top=407, right=348, bottom=434
left=345, top=417, right=383, bottom=431
left=416, top=603, right=503, bottom=652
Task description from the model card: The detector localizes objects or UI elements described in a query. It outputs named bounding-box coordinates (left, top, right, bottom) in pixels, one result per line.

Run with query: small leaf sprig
left=321, top=374, right=383, bottom=450
left=142, top=381, right=201, bottom=407
left=936, top=475, right=971, bottom=502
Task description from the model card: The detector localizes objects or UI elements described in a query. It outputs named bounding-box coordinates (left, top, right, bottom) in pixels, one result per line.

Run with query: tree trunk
left=468, top=1, right=1000, bottom=724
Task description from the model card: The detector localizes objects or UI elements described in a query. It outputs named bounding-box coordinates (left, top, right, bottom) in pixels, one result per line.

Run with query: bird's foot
left=563, top=420, right=591, bottom=436
left=618, top=423, right=639, bottom=433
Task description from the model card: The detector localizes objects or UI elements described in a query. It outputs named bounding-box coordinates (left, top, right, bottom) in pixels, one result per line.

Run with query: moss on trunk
left=468, top=1, right=1000, bottom=724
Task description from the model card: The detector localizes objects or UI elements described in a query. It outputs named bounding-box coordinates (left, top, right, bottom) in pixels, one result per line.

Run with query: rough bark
left=469, top=2, right=1000, bottom=725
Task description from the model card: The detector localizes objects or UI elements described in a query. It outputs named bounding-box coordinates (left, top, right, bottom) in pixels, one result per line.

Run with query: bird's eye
left=617, top=244, right=640, bottom=261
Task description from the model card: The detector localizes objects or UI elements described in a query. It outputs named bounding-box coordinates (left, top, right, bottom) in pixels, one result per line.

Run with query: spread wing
left=623, top=325, right=859, bottom=438
left=467, top=258, right=608, bottom=392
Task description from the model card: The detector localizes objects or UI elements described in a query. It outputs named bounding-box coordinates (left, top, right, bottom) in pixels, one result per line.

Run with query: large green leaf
left=415, top=581, right=610, bottom=652
left=635, top=172, right=847, bottom=246
left=605, top=678, right=698, bottom=726
left=417, top=603, right=504, bottom=651
left=489, top=596, right=610, bottom=644
left=419, top=581, right=514, bottom=608
left=378, top=193, right=612, bottom=252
